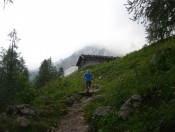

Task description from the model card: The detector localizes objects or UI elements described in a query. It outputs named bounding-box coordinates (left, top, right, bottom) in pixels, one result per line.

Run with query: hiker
left=84, top=69, right=93, bottom=95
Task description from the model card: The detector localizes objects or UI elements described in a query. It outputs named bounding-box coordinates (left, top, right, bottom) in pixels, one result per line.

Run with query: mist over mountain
left=29, top=69, right=38, bottom=81
left=55, top=45, right=118, bottom=70
left=29, top=45, right=118, bottom=79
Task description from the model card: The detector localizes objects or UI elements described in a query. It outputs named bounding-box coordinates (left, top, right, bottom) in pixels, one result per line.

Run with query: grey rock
left=118, top=94, right=142, bottom=120
left=93, top=106, right=111, bottom=117
left=6, top=104, right=37, bottom=117
left=16, top=117, right=30, bottom=128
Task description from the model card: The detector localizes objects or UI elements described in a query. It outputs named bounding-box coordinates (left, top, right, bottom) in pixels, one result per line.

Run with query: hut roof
left=76, top=54, right=117, bottom=66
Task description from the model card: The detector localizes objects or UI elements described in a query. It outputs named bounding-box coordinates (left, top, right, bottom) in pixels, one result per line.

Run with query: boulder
left=6, top=104, right=37, bottom=117
left=93, top=106, right=111, bottom=117
left=118, top=94, right=142, bottom=120
left=16, top=117, right=30, bottom=128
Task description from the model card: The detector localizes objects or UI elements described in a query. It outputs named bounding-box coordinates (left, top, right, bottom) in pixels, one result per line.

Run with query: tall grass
left=84, top=37, right=175, bottom=131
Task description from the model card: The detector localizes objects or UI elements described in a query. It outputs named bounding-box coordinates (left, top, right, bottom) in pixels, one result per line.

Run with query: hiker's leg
left=89, top=81, right=91, bottom=92
left=87, top=84, right=89, bottom=93
left=85, top=82, right=88, bottom=93
left=87, top=87, right=89, bottom=93
left=86, top=81, right=90, bottom=93
left=86, top=86, right=88, bottom=93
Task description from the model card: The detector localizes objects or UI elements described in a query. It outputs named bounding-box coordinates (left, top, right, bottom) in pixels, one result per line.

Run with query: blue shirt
left=84, top=72, right=92, bottom=81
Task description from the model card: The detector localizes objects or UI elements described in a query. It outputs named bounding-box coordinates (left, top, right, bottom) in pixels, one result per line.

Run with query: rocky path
left=56, top=93, right=93, bottom=132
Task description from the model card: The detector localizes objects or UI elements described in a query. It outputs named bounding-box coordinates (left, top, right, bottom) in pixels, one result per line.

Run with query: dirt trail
left=56, top=93, right=93, bottom=132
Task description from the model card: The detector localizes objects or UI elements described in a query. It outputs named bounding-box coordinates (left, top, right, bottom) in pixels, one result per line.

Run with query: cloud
left=0, top=0, right=146, bottom=70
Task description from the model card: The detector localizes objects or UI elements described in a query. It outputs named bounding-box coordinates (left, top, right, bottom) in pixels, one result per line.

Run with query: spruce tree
left=0, top=29, right=29, bottom=108
left=58, top=67, right=64, bottom=77
left=35, top=58, right=59, bottom=88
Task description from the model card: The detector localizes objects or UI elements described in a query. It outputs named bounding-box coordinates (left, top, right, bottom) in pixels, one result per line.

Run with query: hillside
left=1, top=37, right=175, bottom=131
left=82, top=36, right=175, bottom=131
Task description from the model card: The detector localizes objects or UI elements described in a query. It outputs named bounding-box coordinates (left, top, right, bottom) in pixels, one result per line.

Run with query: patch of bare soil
left=56, top=92, right=93, bottom=132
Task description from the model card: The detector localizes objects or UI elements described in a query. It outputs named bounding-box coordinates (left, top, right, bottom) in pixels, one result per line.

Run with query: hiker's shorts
left=86, top=81, right=91, bottom=87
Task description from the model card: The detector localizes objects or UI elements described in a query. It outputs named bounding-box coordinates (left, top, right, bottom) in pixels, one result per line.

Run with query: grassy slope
left=0, top=76, right=84, bottom=131
left=1, top=37, right=175, bottom=132
left=82, top=37, right=175, bottom=131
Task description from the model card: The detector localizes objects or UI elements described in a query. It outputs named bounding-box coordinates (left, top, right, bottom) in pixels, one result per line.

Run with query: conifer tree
left=35, top=58, right=59, bottom=88
left=0, top=29, right=29, bottom=108
left=58, top=67, right=64, bottom=77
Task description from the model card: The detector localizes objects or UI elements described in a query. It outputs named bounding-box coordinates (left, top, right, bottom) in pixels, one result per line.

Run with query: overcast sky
left=0, top=0, right=146, bottom=70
